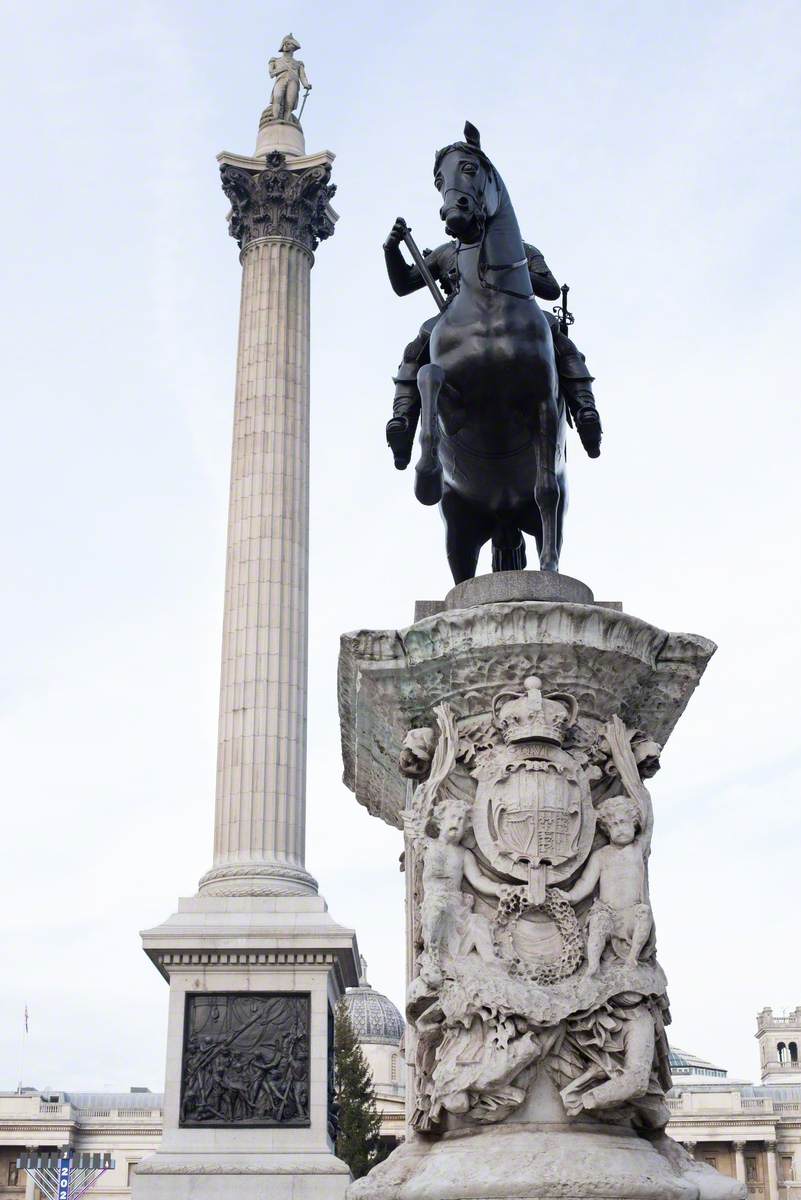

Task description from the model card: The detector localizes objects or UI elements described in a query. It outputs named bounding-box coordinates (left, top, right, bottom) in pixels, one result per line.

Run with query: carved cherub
left=555, top=717, right=654, bottom=976
left=417, top=795, right=499, bottom=982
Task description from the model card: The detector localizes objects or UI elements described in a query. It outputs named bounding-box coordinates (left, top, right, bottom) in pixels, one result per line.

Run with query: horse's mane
left=434, top=121, right=496, bottom=180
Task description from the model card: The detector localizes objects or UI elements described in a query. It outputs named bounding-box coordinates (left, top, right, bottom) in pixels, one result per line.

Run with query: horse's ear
left=464, top=121, right=481, bottom=149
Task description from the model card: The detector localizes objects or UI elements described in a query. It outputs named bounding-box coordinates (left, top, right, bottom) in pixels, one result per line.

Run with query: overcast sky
left=1, top=0, right=799, bottom=1094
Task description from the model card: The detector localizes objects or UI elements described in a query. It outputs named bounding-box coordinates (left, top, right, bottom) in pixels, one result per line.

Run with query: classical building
left=5, top=1007, right=800, bottom=1199
left=0, top=1089, right=162, bottom=1199
left=665, top=1009, right=801, bottom=1197
left=342, top=967, right=406, bottom=1153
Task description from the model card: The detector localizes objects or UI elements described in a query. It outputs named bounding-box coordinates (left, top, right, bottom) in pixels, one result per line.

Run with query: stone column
left=134, top=101, right=358, bottom=1200
left=734, top=1142, right=747, bottom=1187
left=198, top=148, right=336, bottom=899
left=766, top=1143, right=779, bottom=1200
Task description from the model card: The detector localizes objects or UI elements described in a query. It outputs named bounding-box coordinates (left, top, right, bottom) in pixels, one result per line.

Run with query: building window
left=745, top=1156, right=759, bottom=1182
left=790, top=1041, right=799, bottom=1064
left=127, top=1162, right=140, bottom=1186
left=780, top=1156, right=795, bottom=1183
left=778, top=1041, right=788, bottom=1064
left=703, top=1156, right=718, bottom=1170
left=8, top=1162, right=19, bottom=1186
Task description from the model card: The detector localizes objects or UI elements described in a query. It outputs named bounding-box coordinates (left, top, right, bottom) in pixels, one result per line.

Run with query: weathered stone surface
left=447, top=569, right=595, bottom=609
left=348, top=1127, right=698, bottom=1200
left=339, top=599, right=715, bottom=830
left=339, top=593, right=743, bottom=1200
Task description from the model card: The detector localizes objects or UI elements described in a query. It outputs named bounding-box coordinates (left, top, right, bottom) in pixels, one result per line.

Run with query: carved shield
left=472, top=743, right=594, bottom=886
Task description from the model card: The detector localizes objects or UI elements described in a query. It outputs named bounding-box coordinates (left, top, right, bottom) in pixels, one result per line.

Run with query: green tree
left=334, top=999, right=388, bottom=1179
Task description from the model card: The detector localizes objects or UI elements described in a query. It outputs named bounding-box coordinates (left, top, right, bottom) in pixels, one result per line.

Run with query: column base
left=134, top=1151, right=350, bottom=1200
left=347, top=1127, right=746, bottom=1200
left=197, top=860, right=319, bottom=897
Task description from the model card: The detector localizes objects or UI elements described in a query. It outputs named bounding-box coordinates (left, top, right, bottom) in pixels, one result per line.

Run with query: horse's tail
left=491, top=528, right=526, bottom=573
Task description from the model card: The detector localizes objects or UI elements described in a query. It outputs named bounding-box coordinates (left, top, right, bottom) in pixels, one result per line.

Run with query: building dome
left=344, top=960, right=404, bottom=1047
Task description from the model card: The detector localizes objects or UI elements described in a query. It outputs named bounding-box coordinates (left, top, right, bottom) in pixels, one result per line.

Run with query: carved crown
left=491, top=676, right=578, bottom=746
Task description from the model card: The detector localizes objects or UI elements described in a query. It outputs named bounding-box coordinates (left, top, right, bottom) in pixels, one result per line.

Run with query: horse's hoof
left=414, top=464, right=443, bottom=506
left=539, top=559, right=559, bottom=573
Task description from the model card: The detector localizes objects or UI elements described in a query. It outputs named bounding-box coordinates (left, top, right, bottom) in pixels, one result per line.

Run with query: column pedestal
left=133, top=896, right=356, bottom=1200
left=338, top=572, right=746, bottom=1200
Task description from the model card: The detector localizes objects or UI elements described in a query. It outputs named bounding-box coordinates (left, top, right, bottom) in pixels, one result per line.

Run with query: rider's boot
left=386, top=374, right=421, bottom=470
left=551, top=325, right=602, bottom=459
left=563, top=379, right=602, bottom=459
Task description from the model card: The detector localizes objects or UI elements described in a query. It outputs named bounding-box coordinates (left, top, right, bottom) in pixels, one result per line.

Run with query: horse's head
left=433, top=122, right=501, bottom=242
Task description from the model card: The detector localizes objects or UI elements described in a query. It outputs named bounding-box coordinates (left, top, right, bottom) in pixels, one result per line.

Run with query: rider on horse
left=383, top=221, right=603, bottom=470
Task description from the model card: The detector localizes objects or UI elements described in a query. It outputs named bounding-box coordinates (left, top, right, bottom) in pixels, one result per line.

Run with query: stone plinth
left=134, top=896, right=357, bottom=1200
left=338, top=573, right=744, bottom=1200
left=255, top=115, right=305, bottom=157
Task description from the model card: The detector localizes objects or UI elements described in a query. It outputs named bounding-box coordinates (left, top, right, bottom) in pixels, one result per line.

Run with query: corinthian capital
left=220, top=149, right=336, bottom=253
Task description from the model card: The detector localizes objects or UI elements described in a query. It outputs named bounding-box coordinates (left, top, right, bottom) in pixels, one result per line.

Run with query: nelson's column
left=132, top=36, right=360, bottom=1200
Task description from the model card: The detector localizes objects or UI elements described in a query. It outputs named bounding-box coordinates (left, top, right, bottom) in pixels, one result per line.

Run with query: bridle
left=440, top=156, right=534, bottom=303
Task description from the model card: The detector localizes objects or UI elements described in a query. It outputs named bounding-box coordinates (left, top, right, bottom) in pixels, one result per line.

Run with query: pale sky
left=1, top=0, right=800, bottom=1093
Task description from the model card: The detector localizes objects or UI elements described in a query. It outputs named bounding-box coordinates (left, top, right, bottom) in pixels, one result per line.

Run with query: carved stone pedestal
left=348, top=1125, right=695, bottom=1200
left=338, top=572, right=745, bottom=1200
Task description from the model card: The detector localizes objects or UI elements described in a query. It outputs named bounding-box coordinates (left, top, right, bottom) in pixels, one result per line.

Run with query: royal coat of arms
left=470, top=677, right=595, bottom=903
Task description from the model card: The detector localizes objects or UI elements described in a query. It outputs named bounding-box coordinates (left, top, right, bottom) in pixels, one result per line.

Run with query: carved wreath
left=492, top=887, right=583, bottom=985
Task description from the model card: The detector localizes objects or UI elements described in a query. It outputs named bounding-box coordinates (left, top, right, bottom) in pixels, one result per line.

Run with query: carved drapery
left=220, top=150, right=336, bottom=252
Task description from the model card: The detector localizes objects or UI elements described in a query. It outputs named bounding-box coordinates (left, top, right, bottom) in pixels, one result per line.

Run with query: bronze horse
left=414, top=123, right=566, bottom=582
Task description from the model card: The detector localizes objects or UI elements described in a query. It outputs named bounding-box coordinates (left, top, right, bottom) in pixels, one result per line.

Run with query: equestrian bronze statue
left=383, top=123, right=602, bottom=583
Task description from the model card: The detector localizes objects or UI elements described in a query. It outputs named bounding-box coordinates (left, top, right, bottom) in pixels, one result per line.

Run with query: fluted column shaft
left=200, top=150, right=336, bottom=897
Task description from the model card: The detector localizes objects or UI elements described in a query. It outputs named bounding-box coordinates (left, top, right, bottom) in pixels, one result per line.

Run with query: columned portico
left=766, top=1144, right=779, bottom=1198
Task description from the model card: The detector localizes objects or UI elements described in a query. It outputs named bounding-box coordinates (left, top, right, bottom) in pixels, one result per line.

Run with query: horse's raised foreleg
left=414, top=363, right=445, bottom=506
left=533, top=395, right=562, bottom=572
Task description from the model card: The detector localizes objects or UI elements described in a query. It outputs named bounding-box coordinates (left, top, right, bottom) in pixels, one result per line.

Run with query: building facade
left=666, top=1010, right=801, bottom=1197
left=0, top=1090, right=162, bottom=1199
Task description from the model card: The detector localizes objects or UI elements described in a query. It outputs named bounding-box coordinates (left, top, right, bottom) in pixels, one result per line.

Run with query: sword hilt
left=553, top=283, right=575, bottom=337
